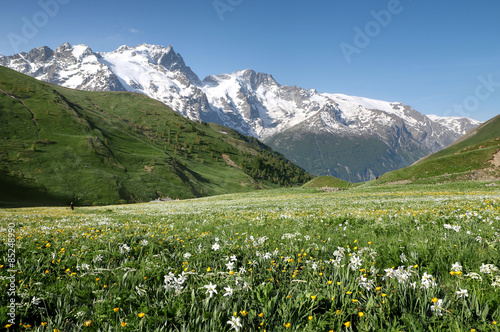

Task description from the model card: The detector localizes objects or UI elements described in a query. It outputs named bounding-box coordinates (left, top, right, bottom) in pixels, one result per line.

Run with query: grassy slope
left=0, top=67, right=310, bottom=206
left=302, top=176, right=353, bottom=189
left=375, top=114, right=500, bottom=184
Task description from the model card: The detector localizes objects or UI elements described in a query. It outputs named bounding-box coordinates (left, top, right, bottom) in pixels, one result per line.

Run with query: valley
left=0, top=43, right=482, bottom=181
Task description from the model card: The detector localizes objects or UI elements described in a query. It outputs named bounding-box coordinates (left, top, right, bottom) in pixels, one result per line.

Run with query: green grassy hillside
left=375, top=114, right=500, bottom=184
left=0, top=66, right=311, bottom=206
left=302, top=176, right=353, bottom=189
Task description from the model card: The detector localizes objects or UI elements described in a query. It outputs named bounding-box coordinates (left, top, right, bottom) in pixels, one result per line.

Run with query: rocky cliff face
left=0, top=43, right=482, bottom=181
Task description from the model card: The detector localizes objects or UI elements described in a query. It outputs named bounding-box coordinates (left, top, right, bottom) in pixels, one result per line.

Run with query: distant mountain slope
left=0, top=43, right=482, bottom=181
left=376, top=114, right=500, bottom=184
left=0, top=67, right=311, bottom=207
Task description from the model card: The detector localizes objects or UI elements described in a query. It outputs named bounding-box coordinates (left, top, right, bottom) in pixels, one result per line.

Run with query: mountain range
left=0, top=43, right=482, bottom=182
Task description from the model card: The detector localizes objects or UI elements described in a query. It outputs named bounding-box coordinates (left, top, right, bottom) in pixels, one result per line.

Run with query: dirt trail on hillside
left=221, top=154, right=240, bottom=168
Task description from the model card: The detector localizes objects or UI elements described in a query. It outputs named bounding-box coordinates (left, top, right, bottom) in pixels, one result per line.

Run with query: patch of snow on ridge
left=325, top=93, right=398, bottom=114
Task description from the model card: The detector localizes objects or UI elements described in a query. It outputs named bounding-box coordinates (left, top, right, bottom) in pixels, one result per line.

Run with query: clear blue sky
left=1, top=0, right=500, bottom=121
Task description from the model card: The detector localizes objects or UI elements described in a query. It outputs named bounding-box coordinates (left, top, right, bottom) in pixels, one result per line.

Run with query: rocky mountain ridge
left=0, top=43, right=482, bottom=181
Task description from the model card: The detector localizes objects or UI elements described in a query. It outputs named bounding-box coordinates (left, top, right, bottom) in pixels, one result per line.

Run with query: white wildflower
left=431, top=299, right=444, bottom=316
left=480, top=263, right=498, bottom=274
left=394, top=266, right=412, bottom=284
left=204, top=282, right=217, bottom=298
left=164, top=272, right=187, bottom=294
left=421, top=272, right=437, bottom=289
left=119, top=244, right=130, bottom=254
left=456, top=288, right=468, bottom=298
left=226, top=261, right=235, bottom=271
left=384, top=267, right=395, bottom=279
left=227, top=316, right=242, bottom=331
left=349, top=254, right=362, bottom=271
left=176, top=274, right=187, bottom=285
left=451, top=262, right=462, bottom=272
left=135, top=285, right=146, bottom=296
left=399, top=253, right=408, bottom=263
left=223, top=286, right=234, bottom=297
left=465, top=272, right=483, bottom=281
left=357, top=275, right=375, bottom=291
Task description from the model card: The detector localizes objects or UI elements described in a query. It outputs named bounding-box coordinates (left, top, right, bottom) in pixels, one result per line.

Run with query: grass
left=1, top=181, right=500, bottom=331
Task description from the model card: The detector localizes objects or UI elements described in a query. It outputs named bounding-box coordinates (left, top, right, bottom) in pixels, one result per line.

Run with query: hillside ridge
left=0, top=66, right=311, bottom=207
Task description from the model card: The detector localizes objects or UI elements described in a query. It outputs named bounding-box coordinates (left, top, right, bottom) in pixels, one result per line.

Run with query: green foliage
left=0, top=67, right=311, bottom=206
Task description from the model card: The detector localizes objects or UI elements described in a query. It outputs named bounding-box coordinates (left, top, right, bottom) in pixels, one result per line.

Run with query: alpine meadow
left=2, top=1, right=500, bottom=330
left=1, top=182, right=500, bottom=331
left=1, top=55, right=500, bottom=332
left=1, top=67, right=500, bottom=330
